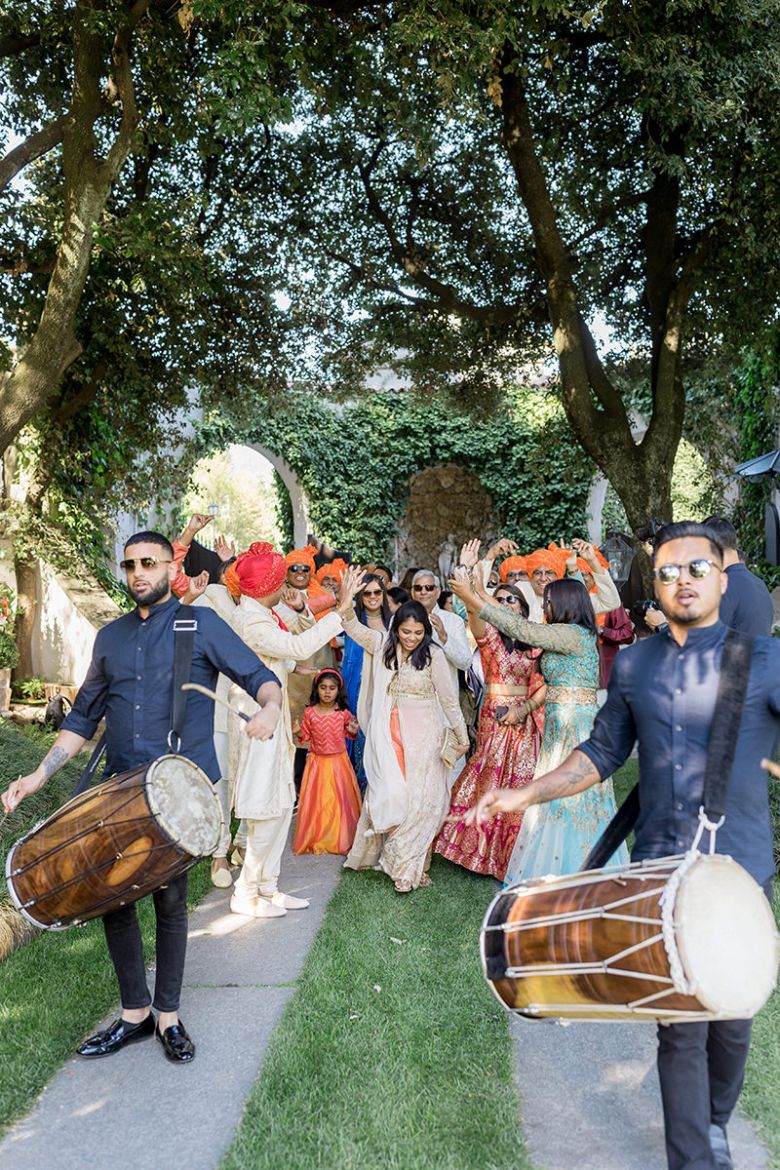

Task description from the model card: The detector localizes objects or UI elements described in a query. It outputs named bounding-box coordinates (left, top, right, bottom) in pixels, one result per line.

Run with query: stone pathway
left=511, top=1014, right=770, bottom=1170
left=0, top=848, right=343, bottom=1170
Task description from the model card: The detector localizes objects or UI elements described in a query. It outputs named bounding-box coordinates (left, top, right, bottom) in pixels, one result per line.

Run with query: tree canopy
left=1, top=0, right=780, bottom=547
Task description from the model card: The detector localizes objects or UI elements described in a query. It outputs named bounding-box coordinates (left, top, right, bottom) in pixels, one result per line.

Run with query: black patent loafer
left=77, top=1013, right=155, bottom=1058
left=156, top=1021, right=195, bottom=1063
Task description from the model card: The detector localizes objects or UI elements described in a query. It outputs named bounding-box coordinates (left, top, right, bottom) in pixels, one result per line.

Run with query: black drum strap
left=72, top=735, right=107, bottom=797
left=71, top=607, right=198, bottom=796
left=582, top=628, right=754, bottom=871
left=169, top=608, right=198, bottom=754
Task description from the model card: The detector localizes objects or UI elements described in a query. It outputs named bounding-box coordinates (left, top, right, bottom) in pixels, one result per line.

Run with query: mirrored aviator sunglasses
left=119, top=556, right=172, bottom=571
left=654, top=559, right=716, bottom=586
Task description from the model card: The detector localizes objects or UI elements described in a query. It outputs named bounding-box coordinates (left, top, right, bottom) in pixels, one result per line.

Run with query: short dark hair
left=387, top=586, right=409, bottom=606
left=374, top=563, right=393, bottom=578
left=702, top=516, right=738, bottom=552
left=652, top=521, right=723, bottom=565
left=124, top=531, right=174, bottom=557
left=543, top=579, right=597, bottom=633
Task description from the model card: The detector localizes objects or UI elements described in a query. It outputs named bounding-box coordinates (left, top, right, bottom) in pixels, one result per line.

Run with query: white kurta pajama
left=228, top=598, right=342, bottom=898
left=191, top=584, right=238, bottom=858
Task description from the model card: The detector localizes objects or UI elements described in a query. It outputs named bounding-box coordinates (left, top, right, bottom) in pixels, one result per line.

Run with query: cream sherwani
left=229, top=597, right=342, bottom=897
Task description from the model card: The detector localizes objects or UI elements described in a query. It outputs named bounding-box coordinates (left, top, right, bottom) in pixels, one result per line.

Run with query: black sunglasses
left=413, top=584, right=437, bottom=592
left=120, top=557, right=172, bottom=571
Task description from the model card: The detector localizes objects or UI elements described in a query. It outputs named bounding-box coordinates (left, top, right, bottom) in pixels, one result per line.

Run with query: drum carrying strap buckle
left=691, top=806, right=726, bottom=855
left=168, top=611, right=198, bottom=757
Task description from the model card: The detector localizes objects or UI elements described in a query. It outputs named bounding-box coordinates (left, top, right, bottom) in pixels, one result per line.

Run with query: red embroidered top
left=299, top=707, right=358, bottom=756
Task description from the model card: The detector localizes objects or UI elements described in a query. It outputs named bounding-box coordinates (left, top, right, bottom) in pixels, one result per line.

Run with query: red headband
left=314, top=668, right=343, bottom=686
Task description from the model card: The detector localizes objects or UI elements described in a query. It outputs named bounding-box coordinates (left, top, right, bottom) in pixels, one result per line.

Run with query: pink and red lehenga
left=435, top=625, right=545, bottom=880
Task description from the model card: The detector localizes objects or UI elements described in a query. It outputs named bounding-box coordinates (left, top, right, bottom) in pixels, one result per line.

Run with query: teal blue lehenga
left=479, top=603, right=629, bottom=884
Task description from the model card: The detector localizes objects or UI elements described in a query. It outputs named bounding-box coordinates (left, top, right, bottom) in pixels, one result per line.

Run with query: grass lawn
left=0, top=720, right=211, bottom=1135
left=221, top=854, right=531, bottom=1170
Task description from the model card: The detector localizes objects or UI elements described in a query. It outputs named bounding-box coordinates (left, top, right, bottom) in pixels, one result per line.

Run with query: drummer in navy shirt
left=464, top=521, right=780, bottom=1170
left=2, top=532, right=282, bottom=1065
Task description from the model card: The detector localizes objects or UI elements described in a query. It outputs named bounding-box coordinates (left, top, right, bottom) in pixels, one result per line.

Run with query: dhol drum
left=482, top=852, right=779, bottom=1022
left=5, top=755, right=222, bottom=930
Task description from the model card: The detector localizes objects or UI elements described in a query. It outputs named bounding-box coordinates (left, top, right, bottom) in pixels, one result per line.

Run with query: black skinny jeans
left=102, top=872, right=189, bottom=1013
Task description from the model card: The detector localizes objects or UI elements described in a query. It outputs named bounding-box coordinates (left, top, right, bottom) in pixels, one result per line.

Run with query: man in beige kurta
left=227, top=550, right=342, bottom=918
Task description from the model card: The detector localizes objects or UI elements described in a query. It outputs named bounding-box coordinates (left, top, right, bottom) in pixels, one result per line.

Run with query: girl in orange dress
left=292, top=670, right=362, bottom=855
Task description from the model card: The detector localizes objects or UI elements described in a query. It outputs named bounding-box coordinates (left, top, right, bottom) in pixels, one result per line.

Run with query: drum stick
left=181, top=683, right=251, bottom=723
left=0, top=776, right=22, bottom=829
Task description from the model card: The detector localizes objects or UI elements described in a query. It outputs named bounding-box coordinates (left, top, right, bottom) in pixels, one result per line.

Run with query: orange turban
left=525, top=548, right=566, bottom=579
left=316, top=558, right=348, bottom=585
left=499, top=555, right=527, bottom=582
left=285, top=545, right=317, bottom=571
left=232, top=542, right=287, bottom=599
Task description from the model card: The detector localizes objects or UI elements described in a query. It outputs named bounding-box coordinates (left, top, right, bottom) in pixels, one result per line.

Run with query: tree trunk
left=497, top=49, right=693, bottom=538
left=13, top=552, right=38, bottom=684
left=0, top=0, right=144, bottom=456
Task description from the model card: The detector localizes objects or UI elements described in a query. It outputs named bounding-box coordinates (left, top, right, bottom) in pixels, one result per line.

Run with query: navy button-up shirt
left=579, top=621, right=780, bottom=884
left=720, top=563, right=774, bottom=636
left=62, top=596, right=280, bottom=781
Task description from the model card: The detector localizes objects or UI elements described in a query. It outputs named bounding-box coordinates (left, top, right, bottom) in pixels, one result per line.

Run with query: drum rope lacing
left=658, top=809, right=723, bottom=999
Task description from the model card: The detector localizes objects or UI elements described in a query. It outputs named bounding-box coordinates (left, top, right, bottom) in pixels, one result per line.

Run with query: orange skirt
left=292, top=751, right=362, bottom=855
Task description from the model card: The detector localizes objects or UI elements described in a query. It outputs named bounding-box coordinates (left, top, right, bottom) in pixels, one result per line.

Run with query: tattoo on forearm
left=41, top=747, right=70, bottom=780
left=539, top=754, right=598, bottom=800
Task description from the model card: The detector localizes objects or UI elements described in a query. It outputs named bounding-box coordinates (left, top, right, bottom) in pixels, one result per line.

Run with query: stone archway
left=397, top=464, right=497, bottom=573
left=247, top=443, right=310, bottom=548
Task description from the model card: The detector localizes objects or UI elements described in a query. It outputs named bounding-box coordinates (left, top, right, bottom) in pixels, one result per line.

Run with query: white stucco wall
left=32, top=563, right=122, bottom=685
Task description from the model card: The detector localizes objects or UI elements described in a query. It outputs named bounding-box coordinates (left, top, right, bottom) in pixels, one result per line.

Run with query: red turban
left=234, top=542, right=287, bottom=599
left=499, top=555, right=527, bottom=582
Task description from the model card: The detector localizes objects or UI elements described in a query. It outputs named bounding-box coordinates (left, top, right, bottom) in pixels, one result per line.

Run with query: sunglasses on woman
left=119, top=557, right=172, bottom=571
left=362, top=588, right=384, bottom=598
left=495, top=595, right=520, bottom=605
left=653, top=559, right=721, bottom=585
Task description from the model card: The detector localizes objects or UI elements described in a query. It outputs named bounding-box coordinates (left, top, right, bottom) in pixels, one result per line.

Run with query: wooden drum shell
left=5, top=758, right=211, bottom=930
left=482, top=856, right=779, bottom=1022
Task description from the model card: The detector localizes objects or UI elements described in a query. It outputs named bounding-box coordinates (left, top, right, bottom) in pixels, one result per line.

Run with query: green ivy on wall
left=196, top=388, right=595, bottom=560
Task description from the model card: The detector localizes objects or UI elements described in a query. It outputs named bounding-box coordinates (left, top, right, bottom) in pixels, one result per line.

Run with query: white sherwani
left=229, top=598, right=342, bottom=820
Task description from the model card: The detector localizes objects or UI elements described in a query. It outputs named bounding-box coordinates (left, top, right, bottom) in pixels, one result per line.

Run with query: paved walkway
left=512, top=1014, right=770, bottom=1170
left=0, top=848, right=343, bottom=1170
left=0, top=845, right=774, bottom=1170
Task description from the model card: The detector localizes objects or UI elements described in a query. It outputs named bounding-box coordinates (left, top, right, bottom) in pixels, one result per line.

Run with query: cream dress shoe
left=230, top=893, right=287, bottom=918
left=270, top=891, right=310, bottom=910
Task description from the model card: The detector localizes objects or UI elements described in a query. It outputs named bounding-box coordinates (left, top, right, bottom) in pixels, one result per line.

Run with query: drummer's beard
left=128, top=578, right=170, bottom=607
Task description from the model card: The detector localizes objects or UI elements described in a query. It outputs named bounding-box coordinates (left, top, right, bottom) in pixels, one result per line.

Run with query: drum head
left=675, top=855, right=779, bottom=1017
left=146, top=756, right=222, bottom=858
